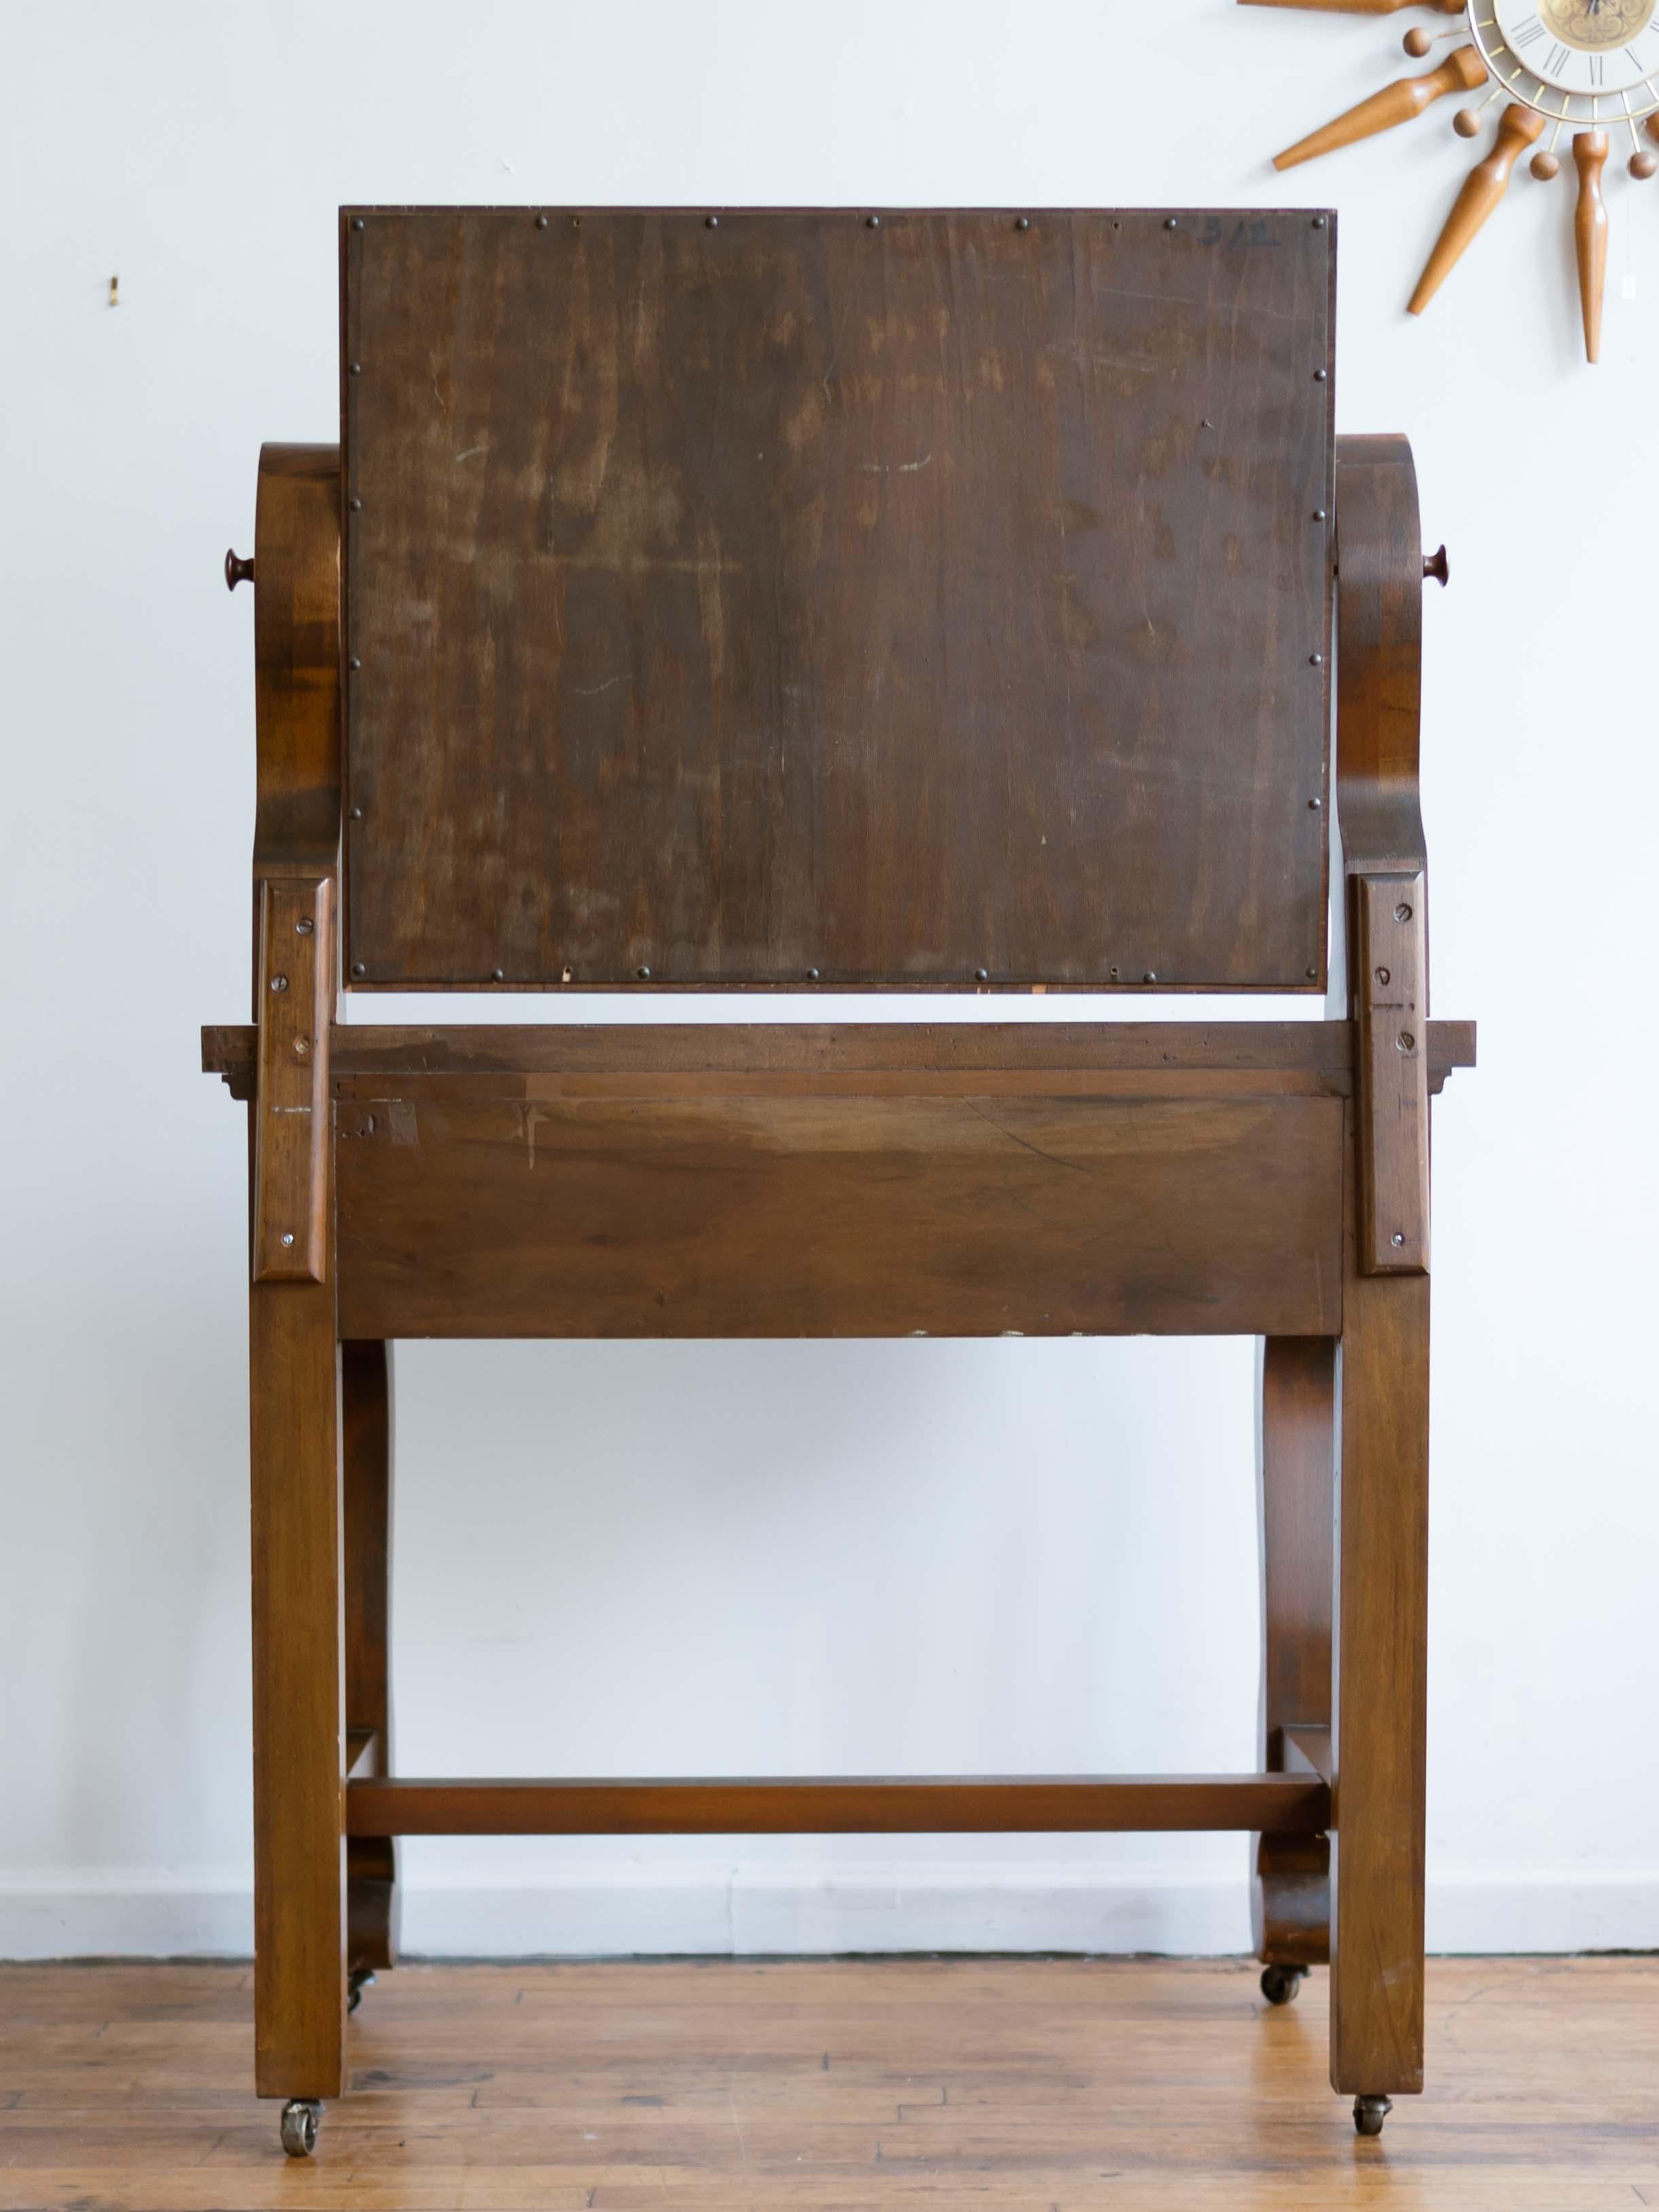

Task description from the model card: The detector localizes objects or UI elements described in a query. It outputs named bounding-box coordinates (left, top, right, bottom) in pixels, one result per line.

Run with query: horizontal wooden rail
left=203, top=1019, right=1476, bottom=1103
left=345, top=1774, right=1330, bottom=1838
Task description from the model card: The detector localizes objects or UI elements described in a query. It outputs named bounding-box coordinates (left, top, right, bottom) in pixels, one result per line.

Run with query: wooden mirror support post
left=209, top=209, right=1474, bottom=2159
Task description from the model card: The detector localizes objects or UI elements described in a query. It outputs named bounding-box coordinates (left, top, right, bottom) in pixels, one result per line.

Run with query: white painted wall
left=3, top=0, right=1654, bottom=1961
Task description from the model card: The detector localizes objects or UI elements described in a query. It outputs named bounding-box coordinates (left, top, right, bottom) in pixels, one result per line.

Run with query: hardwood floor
left=1, top=1956, right=1654, bottom=2209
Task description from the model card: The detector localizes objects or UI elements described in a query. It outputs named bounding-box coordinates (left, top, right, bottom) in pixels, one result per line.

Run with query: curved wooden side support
left=1334, top=436, right=1425, bottom=879
left=1274, top=46, right=1484, bottom=171
left=1335, top=435, right=1429, bottom=1277
left=1573, top=132, right=1609, bottom=365
left=1409, top=102, right=1544, bottom=315
left=253, top=444, right=342, bottom=879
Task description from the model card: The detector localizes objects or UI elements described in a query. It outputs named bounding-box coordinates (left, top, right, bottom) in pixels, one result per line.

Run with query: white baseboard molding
left=2, top=1863, right=1654, bottom=1961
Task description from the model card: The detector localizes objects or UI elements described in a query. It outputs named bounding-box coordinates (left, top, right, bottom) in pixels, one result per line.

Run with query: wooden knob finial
left=225, top=549, right=256, bottom=591
left=1423, top=546, right=1450, bottom=587
left=1410, top=102, right=1546, bottom=315
left=1573, top=130, right=1609, bottom=364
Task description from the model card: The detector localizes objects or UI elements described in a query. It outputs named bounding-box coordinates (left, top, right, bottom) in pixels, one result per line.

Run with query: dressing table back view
left=204, top=206, right=1473, bottom=2156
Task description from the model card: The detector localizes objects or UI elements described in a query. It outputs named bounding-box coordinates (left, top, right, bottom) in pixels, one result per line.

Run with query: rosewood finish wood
left=251, top=876, right=331, bottom=1283
left=342, top=207, right=1334, bottom=992
left=1329, top=1115, right=1430, bottom=2097
left=202, top=1017, right=1478, bottom=1096
left=209, top=216, right=1473, bottom=2146
left=335, top=1091, right=1344, bottom=1341
left=342, top=1339, right=398, bottom=1980
left=245, top=444, right=347, bottom=2105
left=344, top=1774, right=1330, bottom=1838
left=1252, top=1338, right=1334, bottom=1970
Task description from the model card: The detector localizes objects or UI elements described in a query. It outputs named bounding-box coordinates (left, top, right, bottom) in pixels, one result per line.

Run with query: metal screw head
left=349, top=806, right=363, bottom=821
left=293, top=1036, right=310, bottom=1058
left=295, top=916, right=313, bottom=936
left=349, top=656, right=361, bottom=671
left=1313, top=507, right=1327, bottom=522
left=269, top=974, right=289, bottom=993
left=351, top=961, right=366, bottom=978
left=1395, top=902, right=1412, bottom=924
left=1312, top=215, right=1327, bottom=230
left=1165, top=217, right=1179, bottom=230
left=806, top=967, right=821, bottom=980
left=866, top=214, right=880, bottom=228
left=1397, top=1030, right=1416, bottom=1054
left=636, top=965, right=652, bottom=980
left=351, top=217, right=364, bottom=232
left=1308, top=796, right=1322, bottom=810
left=349, top=361, right=363, bottom=375
left=1306, top=967, right=1319, bottom=980
left=1309, top=652, right=1324, bottom=667
left=1109, top=966, right=1120, bottom=980
left=975, top=967, right=989, bottom=982
left=1015, top=215, right=1030, bottom=230
left=1143, top=971, right=1157, bottom=984
left=1313, top=368, right=1328, bottom=381
left=1391, top=1232, right=1405, bottom=1249
left=1376, top=965, right=1391, bottom=986
left=281, top=1232, right=296, bottom=1247
left=349, top=495, right=362, bottom=512
left=535, top=214, right=548, bottom=230
left=492, top=969, right=505, bottom=982
left=705, top=214, right=719, bottom=229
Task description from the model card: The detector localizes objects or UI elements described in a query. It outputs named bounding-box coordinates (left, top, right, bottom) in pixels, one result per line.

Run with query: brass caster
left=280, top=2098, right=322, bottom=2157
left=347, top=1967, right=376, bottom=2015
left=1260, top=1963, right=1307, bottom=2005
left=1353, top=2094, right=1392, bottom=2137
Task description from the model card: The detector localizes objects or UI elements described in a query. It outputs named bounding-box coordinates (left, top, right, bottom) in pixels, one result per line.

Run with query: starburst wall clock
left=1246, top=0, right=1659, bottom=359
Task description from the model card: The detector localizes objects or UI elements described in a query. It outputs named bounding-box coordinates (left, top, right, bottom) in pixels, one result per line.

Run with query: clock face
left=1480, top=0, right=1659, bottom=115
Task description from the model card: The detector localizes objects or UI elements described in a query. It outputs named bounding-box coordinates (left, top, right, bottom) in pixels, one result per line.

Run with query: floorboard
left=1, top=1957, right=1654, bottom=2209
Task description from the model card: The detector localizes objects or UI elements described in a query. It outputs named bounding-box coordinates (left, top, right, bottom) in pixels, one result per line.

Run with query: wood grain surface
left=1253, top=1337, right=1334, bottom=1969
left=341, top=207, right=1334, bottom=991
left=1, top=1957, right=1653, bottom=2209
left=334, top=1088, right=1345, bottom=1340
left=343, top=1774, right=1330, bottom=1838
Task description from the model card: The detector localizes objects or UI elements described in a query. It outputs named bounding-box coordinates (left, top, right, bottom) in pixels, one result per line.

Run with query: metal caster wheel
left=1353, top=2094, right=1392, bottom=2138
left=1260, top=1963, right=1307, bottom=2005
left=347, top=1967, right=376, bottom=2015
left=280, top=2098, right=323, bottom=2157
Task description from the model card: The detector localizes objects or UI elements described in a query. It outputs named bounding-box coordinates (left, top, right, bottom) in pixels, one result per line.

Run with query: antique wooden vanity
left=204, top=206, right=1472, bottom=2154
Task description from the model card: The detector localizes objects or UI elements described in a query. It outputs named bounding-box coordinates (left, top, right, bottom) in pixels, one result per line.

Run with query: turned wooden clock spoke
left=1244, top=0, right=1659, bottom=360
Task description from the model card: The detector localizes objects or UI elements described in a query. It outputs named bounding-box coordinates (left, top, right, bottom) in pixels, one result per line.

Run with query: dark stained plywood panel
left=342, top=208, right=1334, bottom=989
left=334, top=1088, right=1344, bottom=1340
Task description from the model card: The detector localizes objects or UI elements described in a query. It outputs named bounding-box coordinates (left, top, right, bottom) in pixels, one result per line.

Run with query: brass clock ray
left=1245, top=0, right=1659, bottom=359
